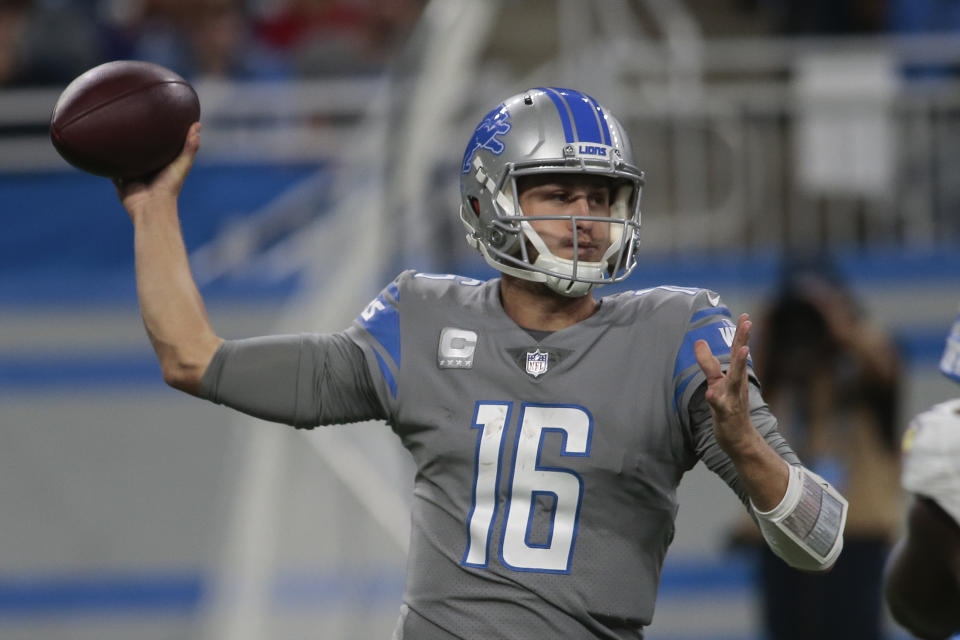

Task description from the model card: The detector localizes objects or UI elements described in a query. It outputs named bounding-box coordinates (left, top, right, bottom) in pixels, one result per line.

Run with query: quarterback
left=884, top=307, right=960, bottom=640
left=116, top=87, right=848, bottom=638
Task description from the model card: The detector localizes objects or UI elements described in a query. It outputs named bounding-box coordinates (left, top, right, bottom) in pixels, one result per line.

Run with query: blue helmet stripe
left=538, top=87, right=575, bottom=143
left=582, top=92, right=612, bottom=145
left=553, top=88, right=605, bottom=144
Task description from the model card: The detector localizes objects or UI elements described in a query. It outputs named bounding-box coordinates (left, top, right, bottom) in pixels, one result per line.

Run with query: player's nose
left=568, top=193, right=592, bottom=217
left=572, top=202, right=596, bottom=231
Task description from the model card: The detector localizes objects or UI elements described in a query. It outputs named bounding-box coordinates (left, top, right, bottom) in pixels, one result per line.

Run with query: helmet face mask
left=460, top=87, right=644, bottom=297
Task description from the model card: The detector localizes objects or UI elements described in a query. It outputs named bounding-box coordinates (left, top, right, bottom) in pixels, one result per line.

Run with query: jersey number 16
left=462, top=401, right=593, bottom=574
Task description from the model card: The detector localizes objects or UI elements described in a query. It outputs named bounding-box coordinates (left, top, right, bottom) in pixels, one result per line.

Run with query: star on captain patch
left=525, top=349, right=549, bottom=377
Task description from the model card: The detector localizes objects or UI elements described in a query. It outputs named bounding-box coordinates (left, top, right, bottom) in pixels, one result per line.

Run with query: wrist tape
left=752, top=464, right=848, bottom=571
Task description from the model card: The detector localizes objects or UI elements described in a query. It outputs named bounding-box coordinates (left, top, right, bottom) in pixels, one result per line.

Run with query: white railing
left=595, top=37, right=960, bottom=253
left=6, top=30, right=960, bottom=263
left=2, top=76, right=382, bottom=171
left=453, top=31, right=960, bottom=256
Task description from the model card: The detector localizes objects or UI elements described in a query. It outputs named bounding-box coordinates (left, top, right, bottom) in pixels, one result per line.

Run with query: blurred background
left=1, top=0, right=959, bottom=638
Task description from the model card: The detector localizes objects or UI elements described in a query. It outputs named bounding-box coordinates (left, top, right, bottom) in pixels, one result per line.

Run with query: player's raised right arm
left=115, top=122, right=222, bottom=395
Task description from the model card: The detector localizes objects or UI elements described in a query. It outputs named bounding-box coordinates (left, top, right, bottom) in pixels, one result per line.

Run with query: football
left=49, top=60, right=200, bottom=179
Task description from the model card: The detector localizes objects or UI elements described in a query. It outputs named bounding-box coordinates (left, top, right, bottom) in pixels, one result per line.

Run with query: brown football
left=49, top=60, right=200, bottom=179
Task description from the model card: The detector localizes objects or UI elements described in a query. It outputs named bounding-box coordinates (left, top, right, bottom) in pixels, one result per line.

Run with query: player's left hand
left=694, top=313, right=753, bottom=453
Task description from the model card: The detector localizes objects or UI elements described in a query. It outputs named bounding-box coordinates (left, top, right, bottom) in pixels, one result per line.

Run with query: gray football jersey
left=345, top=270, right=762, bottom=639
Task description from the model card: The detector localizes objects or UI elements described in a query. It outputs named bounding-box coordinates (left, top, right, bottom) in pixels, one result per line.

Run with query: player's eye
left=589, top=191, right=610, bottom=207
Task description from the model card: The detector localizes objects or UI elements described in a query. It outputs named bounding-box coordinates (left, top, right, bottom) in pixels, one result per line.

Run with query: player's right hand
left=113, top=122, right=201, bottom=219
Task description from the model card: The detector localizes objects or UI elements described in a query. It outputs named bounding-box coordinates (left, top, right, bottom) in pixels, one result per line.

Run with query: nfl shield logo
left=525, top=349, right=549, bottom=377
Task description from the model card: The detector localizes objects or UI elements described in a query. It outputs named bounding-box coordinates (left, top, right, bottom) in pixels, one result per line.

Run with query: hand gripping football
left=49, top=60, right=200, bottom=179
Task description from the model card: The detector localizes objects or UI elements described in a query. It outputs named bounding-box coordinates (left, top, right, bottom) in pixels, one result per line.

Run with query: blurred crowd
left=0, top=0, right=425, bottom=86
left=4, top=0, right=960, bottom=88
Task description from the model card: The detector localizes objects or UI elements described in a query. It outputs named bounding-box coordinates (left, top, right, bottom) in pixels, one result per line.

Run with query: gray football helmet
left=459, top=87, right=644, bottom=297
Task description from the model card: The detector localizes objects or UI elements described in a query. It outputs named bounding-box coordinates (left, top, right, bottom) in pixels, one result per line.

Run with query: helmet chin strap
left=523, top=221, right=603, bottom=297
left=538, top=259, right=597, bottom=297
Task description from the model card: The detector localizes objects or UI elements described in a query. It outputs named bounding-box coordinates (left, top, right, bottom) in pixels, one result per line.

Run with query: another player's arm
left=114, top=122, right=222, bottom=395
left=884, top=497, right=960, bottom=640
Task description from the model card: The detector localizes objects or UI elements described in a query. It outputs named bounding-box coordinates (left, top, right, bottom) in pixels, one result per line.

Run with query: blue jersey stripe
left=358, top=295, right=401, bottom=364
left=357, top=294, right=401, bottom=397
left=385, top=280, right=400, bottom=302
left=373, top=350, right=397, bottom=397
left=538, top=87, right=575, bottom=143
left=673, top=320, right=736, bottom=380
left=690, top=307, right=731, bottom=323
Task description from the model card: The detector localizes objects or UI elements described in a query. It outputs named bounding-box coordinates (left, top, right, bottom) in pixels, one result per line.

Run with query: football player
left=884, top=307, right=960, bottom=640
left=115, top=87, right=848, bottom=638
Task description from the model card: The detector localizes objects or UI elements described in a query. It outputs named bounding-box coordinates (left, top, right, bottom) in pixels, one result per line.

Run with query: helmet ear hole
left=469, top=196, right=481, bottom=217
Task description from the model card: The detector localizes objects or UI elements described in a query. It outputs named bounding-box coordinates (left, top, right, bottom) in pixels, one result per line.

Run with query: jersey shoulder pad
left=615, top=284, right=728, bottom=322
left=901, top=398, right=960, bottom=524
left=404, top=271, right=487, bottom=302
left=905, top=399, right=960, bottom=454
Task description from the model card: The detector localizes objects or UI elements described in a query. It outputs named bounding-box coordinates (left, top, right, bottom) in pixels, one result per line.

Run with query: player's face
left=517, top=174, right=613, bottom=263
